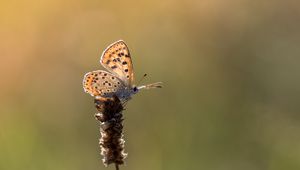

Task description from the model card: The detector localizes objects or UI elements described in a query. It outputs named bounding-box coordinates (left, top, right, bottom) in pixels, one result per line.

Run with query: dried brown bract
left=94, top=95, right=127, bottom=167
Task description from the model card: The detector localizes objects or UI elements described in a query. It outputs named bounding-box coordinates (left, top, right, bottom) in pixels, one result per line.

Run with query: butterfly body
left=83, top=40, right=161, bottom=101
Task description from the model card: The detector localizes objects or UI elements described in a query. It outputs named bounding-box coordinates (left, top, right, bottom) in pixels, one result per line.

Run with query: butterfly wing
left=100, top=40, right=134, bottom=87
left=83, top=70, right=125, bottom=97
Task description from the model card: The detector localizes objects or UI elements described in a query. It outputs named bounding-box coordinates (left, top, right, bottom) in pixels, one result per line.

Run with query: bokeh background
left=1, top=0, right=300, bottom=170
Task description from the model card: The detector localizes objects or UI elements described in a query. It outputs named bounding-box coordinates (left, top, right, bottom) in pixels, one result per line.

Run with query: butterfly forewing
left=83, top=70, right=125, bottom=97
left=100, top=40, right=134, bottom=86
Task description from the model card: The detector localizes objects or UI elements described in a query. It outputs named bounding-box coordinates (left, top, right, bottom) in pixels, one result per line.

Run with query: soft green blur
left=1, top=0, right=300, bottom=170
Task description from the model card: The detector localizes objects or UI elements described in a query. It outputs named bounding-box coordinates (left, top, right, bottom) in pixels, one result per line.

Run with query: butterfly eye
left=133, top=87, right=138, bottom=92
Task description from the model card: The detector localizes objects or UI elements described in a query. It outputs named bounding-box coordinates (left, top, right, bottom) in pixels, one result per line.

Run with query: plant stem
left=115, top=163, right=119, bottom=170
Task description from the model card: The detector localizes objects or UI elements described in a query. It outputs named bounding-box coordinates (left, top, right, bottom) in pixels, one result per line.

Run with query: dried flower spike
left=94, top=95, right=127, bottom=167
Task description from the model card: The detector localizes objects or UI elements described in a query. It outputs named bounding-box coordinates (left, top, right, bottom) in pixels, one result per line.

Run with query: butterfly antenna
left=138, top=81, right=163, bottom=90
left=136, top=73, right=147, bottom=86
left=144, top=82, right=163, bottom=89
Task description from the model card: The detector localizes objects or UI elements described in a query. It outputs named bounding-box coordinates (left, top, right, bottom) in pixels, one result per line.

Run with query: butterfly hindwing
left=100, top=40, right=134, bottom=86
left=83, top=70, right=125, bottom=97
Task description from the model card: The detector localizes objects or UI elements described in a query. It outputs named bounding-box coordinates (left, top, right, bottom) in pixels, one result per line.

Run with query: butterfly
left=83, top=40, right=162, bottom=101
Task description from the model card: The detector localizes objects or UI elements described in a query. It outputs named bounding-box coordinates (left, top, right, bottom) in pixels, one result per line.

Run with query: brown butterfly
left=83, top=40, right=162, bottom=101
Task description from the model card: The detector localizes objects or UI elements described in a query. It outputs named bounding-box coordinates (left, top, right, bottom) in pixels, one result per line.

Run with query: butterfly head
left=132, top=86, right=139, bottom=94
left=126, top=86, right=139, bottom=97
left=115, top=86, right=139, bottom=101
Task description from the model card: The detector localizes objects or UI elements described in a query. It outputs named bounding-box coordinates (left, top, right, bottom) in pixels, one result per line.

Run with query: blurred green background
left=1, top=0, right=300, bottom=170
